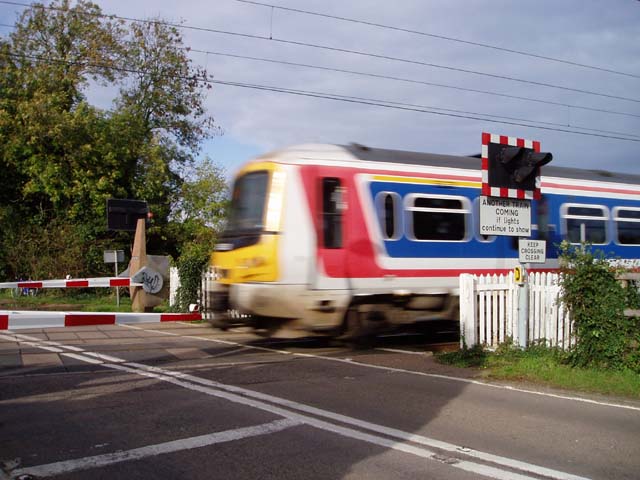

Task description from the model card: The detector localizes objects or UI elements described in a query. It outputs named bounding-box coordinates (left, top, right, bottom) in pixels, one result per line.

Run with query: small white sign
left=518, top=239, right=547, bottom=264
left=103, top=250, right=125, bottom=264
left=479, top=196, right=531, bottom=237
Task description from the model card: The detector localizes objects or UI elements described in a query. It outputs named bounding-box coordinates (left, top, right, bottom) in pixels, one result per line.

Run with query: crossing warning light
left=107, top=198, right=149, bottom=231
left=481, top=133, right=552, bottom=200
left=499, top=146, right=553, bottom=184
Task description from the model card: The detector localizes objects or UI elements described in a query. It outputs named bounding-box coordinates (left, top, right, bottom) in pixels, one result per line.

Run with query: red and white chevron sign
left=0, top=277, right=142, bottom=289
left=0, top=311, right=202, bottom=330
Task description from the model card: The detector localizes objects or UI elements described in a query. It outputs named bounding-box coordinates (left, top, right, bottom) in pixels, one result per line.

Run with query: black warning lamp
left=513, top=151, right=553, bottom=183
left=488, top=144, right=553, bottom=191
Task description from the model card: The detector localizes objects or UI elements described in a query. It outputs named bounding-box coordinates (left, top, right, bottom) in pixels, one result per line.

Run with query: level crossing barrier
left=0, top=277, right=142, bottom=290
left=0, top=310, right=201, bottom=330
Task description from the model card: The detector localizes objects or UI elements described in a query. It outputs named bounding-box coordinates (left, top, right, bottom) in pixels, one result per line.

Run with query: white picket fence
left=459, top=272, right=574, bottom=350
left=171, top=266, right=574, bottom=349
left=169, top=266, right=217, bottom=315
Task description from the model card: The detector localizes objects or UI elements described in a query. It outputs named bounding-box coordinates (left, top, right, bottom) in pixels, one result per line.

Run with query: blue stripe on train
left=368, top=181, right=640, bottom=260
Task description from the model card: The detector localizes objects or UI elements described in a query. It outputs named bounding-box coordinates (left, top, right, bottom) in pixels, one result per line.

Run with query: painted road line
left=7, top=333, right=124, bottom=364
left=128, top=324, right=640, bottom=413
left=125, top=361, right=590, bottom=480
left=12, top=419, right=300, bottom=479
left=376, top=347, right=428, bottom=355
left=60, top=353, right=105, bottom=365
left=4, top=332, right=592, bottom=480
left=101, top=363, right=543, bottom=480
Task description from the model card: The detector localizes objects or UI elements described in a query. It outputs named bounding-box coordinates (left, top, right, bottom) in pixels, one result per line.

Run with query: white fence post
left=169, top=267, right=180, bottom=307
left=459, top=274, right=477, bottom=348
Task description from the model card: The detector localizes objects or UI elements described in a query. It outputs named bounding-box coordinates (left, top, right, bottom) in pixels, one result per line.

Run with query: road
left=1, top=321, right=639, bottom=480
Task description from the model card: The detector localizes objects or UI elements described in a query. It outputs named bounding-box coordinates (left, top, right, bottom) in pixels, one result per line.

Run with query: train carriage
left=208, top=143, right=640, bottom=338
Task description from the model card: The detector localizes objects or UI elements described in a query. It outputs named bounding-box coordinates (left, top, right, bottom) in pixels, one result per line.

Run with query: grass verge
left=436, top=343, right=640, bottom=399
left=0, top=290, right=170, bottom=312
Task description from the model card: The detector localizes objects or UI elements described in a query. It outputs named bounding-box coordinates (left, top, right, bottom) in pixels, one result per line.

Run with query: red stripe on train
left=0, top=315, right=8, bottom=330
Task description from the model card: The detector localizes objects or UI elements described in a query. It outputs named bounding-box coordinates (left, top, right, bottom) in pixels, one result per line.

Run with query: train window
left=227, top=170, right=269, bottom=232
left=375, top=192, right=401, bottom=240
left=561, top=204, right=608, bottom=244
left=322, top=178, right=344, bottom=248
left=614, top=207, right=640, bottom=245
left=406, top=194, right=470, bottom=241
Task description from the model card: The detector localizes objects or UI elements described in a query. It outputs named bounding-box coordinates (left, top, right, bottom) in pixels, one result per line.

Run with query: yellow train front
left=208, top=146, right=355, bottom=338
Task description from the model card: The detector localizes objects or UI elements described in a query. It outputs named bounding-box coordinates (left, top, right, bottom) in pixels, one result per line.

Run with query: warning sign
left=518, top=239, right=546, bottom=264
left=479, top=196, right=531, bottom=237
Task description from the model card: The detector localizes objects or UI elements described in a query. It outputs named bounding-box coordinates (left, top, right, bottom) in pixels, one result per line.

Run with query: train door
left=313, top=174, right=351, bottom=290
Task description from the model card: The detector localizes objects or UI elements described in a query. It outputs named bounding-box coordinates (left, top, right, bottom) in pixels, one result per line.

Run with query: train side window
left=375, top=192, right=401, bottom=240
left=614, top=207, right=640, bottom=245
left=322, top=178, right=344, bottom=248
left=561, top=204, right=608, bottom=244
left=406, top=194, right=470, bottom=241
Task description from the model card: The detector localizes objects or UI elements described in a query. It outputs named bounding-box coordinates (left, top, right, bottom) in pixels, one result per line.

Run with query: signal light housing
left=482, top=133, right=552, bottom=200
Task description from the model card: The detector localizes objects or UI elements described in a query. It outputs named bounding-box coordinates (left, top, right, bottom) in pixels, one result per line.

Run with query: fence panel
left=460, top=272, right=572, bottom=350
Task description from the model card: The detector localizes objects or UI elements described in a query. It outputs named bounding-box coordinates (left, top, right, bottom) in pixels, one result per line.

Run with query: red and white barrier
left=0, top=310, right=201, bottom=330
left=0, top=277, right=142, bottom=289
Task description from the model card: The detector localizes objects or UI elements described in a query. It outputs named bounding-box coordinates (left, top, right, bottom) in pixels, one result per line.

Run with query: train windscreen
left=225, top=171, right=269, bottom=233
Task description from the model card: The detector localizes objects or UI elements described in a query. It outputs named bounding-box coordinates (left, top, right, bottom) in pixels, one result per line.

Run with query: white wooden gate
left=460, top=272, right=573, bottom=350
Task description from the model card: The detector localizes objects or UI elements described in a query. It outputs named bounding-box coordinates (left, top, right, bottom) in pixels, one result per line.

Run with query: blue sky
left=2, top=0, right=639, bottom=180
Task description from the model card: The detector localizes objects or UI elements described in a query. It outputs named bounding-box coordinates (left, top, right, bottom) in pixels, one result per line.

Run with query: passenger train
left=208, top=143, right=640, bottom=338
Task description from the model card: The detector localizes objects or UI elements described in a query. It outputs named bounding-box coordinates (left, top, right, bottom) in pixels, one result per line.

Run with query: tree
left=0, top=0, right=226, bottom=281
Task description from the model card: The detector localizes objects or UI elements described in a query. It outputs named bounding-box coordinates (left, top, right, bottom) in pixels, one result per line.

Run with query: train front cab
left=207, top=159, right=348, bottom=336
left=208, top=161, right=284, bottom=332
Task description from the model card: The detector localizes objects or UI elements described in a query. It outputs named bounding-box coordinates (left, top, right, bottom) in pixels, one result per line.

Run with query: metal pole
left=517, top=264, right=528, bottom=348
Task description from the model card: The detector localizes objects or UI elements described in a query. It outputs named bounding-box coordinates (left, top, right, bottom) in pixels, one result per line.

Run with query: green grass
left=0, top=289, right=170, bottom=312
left=437, top=344, right=640, bottom=399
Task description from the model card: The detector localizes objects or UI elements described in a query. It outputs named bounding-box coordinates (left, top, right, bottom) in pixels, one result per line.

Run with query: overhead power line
left=209, top=80, right=640, bottom=142
left=235, top=0, right=640, bottom=81
left=2, top=9, right=638, bottom=119
left=194, top=49, right=640, bottom=120
left=1, top=0, right=639, bottom=105
left=3, top=50, right=639, bottom=143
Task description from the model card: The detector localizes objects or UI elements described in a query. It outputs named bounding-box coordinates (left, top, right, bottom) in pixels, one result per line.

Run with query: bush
left=559, top=242, right=640, bottom=372
left=172, top=242, right=211, bottom=312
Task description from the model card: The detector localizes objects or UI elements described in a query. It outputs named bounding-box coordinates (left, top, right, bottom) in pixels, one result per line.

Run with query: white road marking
left=2, top=332, right=593, bottom=480
left=124, top=361, right=590, bottom=480
left=13, top=419, right=300, bottom=478
left=60, top=352, right=103, bottom=365
left=133, top=324, right=640, bottom=413
left=376, top=347, right=427, bottom=355
left=82, top=351, right=126, bottom=363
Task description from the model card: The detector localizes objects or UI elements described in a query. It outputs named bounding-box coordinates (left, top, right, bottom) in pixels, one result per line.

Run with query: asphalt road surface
left=1, top=321, right=639, bottom=480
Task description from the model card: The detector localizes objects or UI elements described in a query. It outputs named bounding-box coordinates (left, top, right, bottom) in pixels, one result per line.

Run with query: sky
left=1, top=0, right=639, bottom=180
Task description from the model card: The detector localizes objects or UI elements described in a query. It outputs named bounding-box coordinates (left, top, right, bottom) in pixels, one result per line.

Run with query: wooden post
left=129, top=218, right=149, bottom=313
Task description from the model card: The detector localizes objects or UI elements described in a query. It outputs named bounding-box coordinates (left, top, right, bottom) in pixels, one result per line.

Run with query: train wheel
left=340, top=306, right=376, bottom=347
left=342, top=306, right=363, bottom=339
